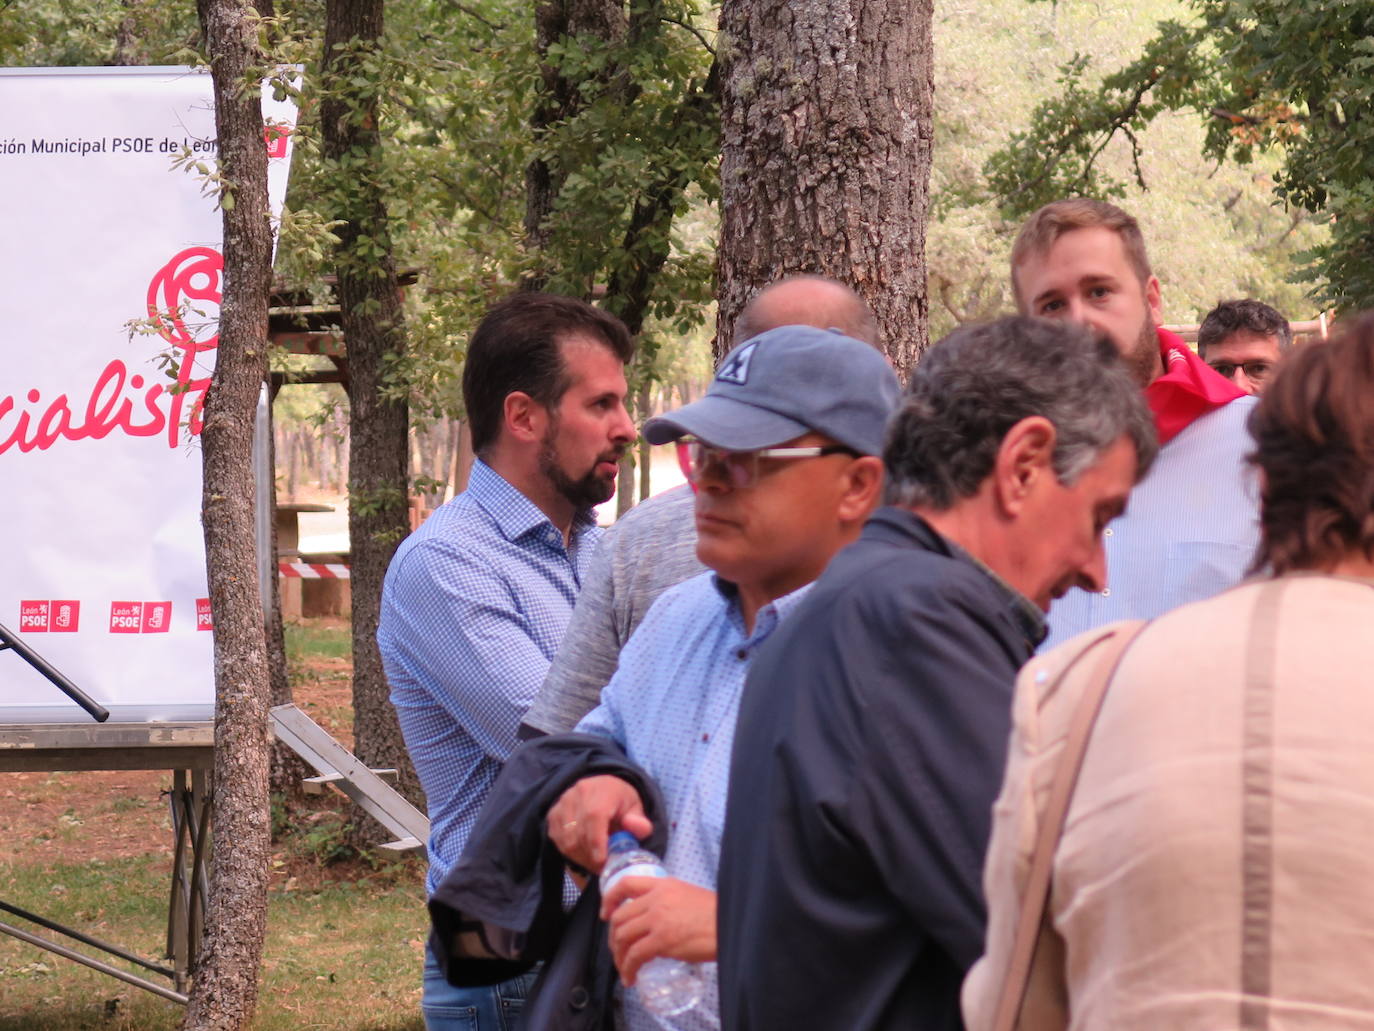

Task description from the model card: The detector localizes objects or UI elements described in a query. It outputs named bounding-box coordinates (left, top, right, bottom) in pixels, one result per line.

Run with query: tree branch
left=661, top=16, right=715, bottom=57
left=1009, top=67, right=1162, bottom=203
left=441, top=0, right=504, bottom=32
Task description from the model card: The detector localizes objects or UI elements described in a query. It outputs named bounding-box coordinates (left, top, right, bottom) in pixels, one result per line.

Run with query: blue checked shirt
left=576, top=571, right=814, bottom=1031
left=379, top=459, right=601, bottom=895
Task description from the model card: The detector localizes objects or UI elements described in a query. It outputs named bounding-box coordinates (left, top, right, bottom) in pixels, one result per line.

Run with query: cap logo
left=716, top=341, right=757, bottom=385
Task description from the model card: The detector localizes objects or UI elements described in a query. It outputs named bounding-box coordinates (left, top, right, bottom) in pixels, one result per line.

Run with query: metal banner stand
left=0, top=623, right=211, bottom=1004
left=0, top=621, right=109, bottom=722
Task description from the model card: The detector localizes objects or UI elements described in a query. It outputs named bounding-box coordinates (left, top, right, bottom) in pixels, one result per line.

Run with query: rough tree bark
left=184, top=0, right=274, bottom=1026
left=716, top=0, right=934, bottom=377
left=320, top=0, right=422, bottom=827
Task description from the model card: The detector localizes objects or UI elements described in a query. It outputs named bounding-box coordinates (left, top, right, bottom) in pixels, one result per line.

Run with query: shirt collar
left=710, top=574, right=815, bottom=649
left=869, top=507, right=1047, bottom=650
left=466, top=458, right=599, bottom=545
left=943, top=536, right=1048, bottom=649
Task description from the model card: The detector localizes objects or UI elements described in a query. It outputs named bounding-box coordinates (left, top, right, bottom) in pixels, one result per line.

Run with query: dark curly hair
left=884, top=316, right=1157, bottom=509
left=1249, top=315, right=1374, bottom=575
left=1197, top=298, right=1292, bottom=359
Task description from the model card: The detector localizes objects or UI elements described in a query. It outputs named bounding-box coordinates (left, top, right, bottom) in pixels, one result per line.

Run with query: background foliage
left=1, top=0, right=1338, bottom=429
left=976, top=0, right=1352, bottom=318
left=931, top=0, right=1329, bottom=339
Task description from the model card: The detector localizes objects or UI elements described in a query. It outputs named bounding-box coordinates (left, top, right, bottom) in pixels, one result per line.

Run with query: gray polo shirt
left=520, top=485, right=704, bottom=735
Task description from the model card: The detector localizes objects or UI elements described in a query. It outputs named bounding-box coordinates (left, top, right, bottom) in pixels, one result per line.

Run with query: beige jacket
left=963, top=574, right=1374, bottom=1030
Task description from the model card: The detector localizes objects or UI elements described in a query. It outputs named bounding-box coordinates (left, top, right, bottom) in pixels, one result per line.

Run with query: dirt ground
left=2, top=638, right=371, bottom=888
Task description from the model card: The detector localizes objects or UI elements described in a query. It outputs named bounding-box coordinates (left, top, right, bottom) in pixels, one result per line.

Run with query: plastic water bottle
left=599, top=830, right=703, bottom=1016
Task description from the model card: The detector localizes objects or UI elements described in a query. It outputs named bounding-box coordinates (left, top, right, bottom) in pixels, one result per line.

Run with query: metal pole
left=0, top=899, right=175, bottom=978
left=0, top=622, right=108, bottom=722
left=0, top=919, right=187, bottom=1005
left=254, top=383, right=274, bottom=616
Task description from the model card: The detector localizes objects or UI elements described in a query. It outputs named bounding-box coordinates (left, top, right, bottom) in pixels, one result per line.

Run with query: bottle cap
left=608, top=830, right=639, bottom=849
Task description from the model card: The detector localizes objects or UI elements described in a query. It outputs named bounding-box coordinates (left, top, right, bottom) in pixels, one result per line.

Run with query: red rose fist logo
left=0, top=248, right=221, bottom=456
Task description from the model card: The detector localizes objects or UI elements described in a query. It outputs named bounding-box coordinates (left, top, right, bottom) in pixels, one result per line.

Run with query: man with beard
left=378, top=291, right=635, bottom=1030
left=519, top=274, right=882, bottom=737
left=1011, top=198, right=1261, bottom=648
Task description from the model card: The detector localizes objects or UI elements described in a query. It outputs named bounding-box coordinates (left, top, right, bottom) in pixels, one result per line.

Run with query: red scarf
left=1145, top=328, right=1243, bottom=445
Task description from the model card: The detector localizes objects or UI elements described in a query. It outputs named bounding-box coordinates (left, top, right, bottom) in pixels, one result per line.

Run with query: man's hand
left=546, top=774, right=653, bottom=874
left=601, top=876, right=717, bottom=986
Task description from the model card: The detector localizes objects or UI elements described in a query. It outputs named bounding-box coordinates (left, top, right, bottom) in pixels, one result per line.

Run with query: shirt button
left=735, top=648, right=748, bottom=660
left=1101, top=588, right=1111, bottom=597
left=1104, top=527, right=1114, bottom=537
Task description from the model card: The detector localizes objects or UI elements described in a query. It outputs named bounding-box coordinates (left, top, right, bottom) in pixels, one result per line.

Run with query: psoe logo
left=195, top=598, right=213, bottom=631
left=109, top=601, right=174, bottom=633
left=264, top=123, right=290, bottom=160
left=51, top=601, right=80, bottom=632
left=19, top=600, right=50, bottom=633
left=109, top=601, right=143, bottom=634
left=141, top=602, right=172, bottom=634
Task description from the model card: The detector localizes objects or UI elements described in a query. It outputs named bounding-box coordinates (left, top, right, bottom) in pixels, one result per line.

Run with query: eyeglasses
left=1208, top=359, right=1274, bottom=382
left=675, top=438, right=860, bottom=490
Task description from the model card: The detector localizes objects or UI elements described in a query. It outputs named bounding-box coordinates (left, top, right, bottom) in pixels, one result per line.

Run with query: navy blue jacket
left=717, top=508, right=1039, bottom=1031
left=429, top=733, right=669, bottom=1031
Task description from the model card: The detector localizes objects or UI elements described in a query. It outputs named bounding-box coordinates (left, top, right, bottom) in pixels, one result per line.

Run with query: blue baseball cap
left=643, top=325, right=901, bottom=456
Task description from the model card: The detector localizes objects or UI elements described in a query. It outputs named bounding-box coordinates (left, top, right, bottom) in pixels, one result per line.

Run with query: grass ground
left=0, top=619, right=428, bottom=1030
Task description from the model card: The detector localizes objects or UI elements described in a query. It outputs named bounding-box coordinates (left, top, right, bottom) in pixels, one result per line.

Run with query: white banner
left=0, top=66, right=297, bottom=723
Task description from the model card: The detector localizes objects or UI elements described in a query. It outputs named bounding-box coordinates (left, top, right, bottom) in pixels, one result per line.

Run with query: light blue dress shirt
left=1043, top=396, right=1261, bottom=650
left=577, top=571, right=813, bottom=1031
left=379, top=459, right=600, bottom=894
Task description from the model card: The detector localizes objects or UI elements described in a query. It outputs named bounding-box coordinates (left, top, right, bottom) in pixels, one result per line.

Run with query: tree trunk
left=637, top=379, right=651, bottom=501
left=453, top=419, right=474, bottom=495
left=334, top=409, right=350, bottom=490
left=600, top=45, right=717, bottom=337
left=442, top=417, right=461, bottom=501
left=716, top=0, right=934, bottom=378
left=111, top=0, right=151, bottom=65
left=524, top=0, right=627, bottom=282
left=284, top=427, right=299, bottom=499
left=616, top=451, right=636, bottom=517
left=266, top=413, right=310, bottom=802
left=320, top=0, right=423, bottom=830
left=183, top=0, right=274, bottom=1026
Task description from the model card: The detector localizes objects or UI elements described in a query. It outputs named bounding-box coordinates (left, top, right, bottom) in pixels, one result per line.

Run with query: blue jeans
left=422, top=944, right=536, bottom=1031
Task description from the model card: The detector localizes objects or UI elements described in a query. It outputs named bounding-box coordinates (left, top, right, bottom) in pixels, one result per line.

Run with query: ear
left=1145, top=274, right=1163, bottom=326
left=835, top=455, right=886, bottom=523
left=503, top=390, right=549, bottom=446
left=993, top=416, right=1057, bottom=517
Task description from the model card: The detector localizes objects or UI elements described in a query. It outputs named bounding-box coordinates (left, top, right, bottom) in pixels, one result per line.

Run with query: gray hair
left=884, top=316, right=1158, bottom=509
left=1197, top=298, right=1292, bottom=358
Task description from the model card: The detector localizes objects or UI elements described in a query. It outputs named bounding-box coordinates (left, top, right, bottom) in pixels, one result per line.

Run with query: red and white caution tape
left=279, top=561, right=350, bottom=579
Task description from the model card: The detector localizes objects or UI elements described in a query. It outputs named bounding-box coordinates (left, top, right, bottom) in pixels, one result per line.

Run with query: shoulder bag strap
left=990, top=620, right=1149, bottom=1031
